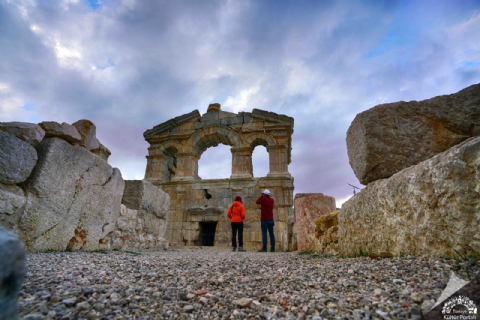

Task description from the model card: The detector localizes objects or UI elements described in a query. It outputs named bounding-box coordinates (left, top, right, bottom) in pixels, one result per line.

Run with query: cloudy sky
left=1, top=0, right=480, bottom=206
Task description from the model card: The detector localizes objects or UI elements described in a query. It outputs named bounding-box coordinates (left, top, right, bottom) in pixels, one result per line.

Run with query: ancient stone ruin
left=0, top=120, right=169, bottom=252
left=143, top=104, right=294, bottom=251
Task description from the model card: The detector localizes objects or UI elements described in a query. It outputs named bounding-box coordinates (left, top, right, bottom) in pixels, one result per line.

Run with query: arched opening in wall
left=252, top=145, right=269, bottom=177
left=197, top=144, right=232, bottom=179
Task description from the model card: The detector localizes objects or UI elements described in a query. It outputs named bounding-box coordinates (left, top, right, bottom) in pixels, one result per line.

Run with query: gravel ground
left=18, top=248, right=479, bottom=320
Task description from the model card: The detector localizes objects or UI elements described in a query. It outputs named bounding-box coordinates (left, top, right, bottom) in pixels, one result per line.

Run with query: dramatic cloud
left=1, top=0, right=479, bottom=206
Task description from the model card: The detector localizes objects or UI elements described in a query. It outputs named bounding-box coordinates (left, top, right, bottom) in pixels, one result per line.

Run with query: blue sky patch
left=87, top=0, right=101, bottom=10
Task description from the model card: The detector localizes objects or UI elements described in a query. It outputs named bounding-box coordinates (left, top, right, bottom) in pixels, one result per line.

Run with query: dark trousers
left=231, top=222, right=244, bottom=248
left=261, top=219, right=275, bottom=250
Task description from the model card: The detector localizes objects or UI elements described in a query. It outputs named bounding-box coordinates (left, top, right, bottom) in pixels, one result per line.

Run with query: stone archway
left=143, top=103, right=295, bottom=250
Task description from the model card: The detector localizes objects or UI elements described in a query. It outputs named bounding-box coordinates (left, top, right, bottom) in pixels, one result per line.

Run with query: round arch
left=186, top=124, right=243, bottom=157
left=244, top=132, right=276, bottom=149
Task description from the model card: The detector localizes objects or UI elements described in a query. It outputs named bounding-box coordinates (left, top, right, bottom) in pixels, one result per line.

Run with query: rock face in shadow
left=18, top=137, right=124, bottom=251
left=347, top=83, right=480, bottom=185
left=0, top=130, right=38, bottom=185
left=294, top=193, right=336, bottom=251
left=339, top=136, right=480, bottom=258
left=0, top=227, right=25, bottom=320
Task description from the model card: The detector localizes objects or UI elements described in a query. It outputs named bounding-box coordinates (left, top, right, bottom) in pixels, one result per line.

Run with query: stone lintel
left=144, top=110, right=200, bottom=139
left=231, top=147, right=253, bottom=154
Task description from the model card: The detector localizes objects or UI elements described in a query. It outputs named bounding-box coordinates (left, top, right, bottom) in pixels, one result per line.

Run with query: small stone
left=233, top=297, right=253, bottom=308
left=183, top=305, right=194, bottom=313
left=62, top=297, right=77, bottom=307
left=195, top=289, right=207, bottom=295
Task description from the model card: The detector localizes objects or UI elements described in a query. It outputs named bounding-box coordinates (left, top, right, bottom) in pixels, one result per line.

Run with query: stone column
left=144, top=154, right=170, bottom=182
left=231, top=147, right=253, bottom=179
left=267, top=145, right=291, bottom=178
left=172, top=152, right=198, bottom=181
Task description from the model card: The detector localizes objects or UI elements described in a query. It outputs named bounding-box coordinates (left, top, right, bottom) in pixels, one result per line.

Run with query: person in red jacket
left=256, top=189, right=275, bottom=252
left=227, top=195, right=246, bottom=252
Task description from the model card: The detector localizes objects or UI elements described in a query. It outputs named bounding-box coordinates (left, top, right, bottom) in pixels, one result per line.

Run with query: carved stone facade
left=144, top=104, right=294, bottom=250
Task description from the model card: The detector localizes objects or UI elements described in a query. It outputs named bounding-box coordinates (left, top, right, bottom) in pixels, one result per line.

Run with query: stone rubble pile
left=0, top=120, right=169, bottom=252
left=17, top=249, right=480, bottom=319
left=340, top=83, right=480, bottom=257
left=314, top=210, right=339, bottom=255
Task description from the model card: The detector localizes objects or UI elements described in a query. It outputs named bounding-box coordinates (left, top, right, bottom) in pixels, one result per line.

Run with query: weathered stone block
left=72, top=119, right=100, bottom=150
left=0, top=122, right=45, bottom=146
left=295, top=193, right=336, bottom=251
left=242, top=122, right=264, bottom=133
left=0, top=130, right=38, bottom=185
left=91, top=143, right=111, bottom=161
left=347, top=83, right=480, bottom=185
left=19, top=137, right=125, bottom=251
left=0, top=227, right=25, bottom=320
left=339, top=136, right=480, bottom=257
left=122, top=180, right=169, bottom=237
left=38, top=121, right=81, bottom=144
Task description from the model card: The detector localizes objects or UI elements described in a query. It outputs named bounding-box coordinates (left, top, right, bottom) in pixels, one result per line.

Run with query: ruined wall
left=144, top=104, right=294, bottom=251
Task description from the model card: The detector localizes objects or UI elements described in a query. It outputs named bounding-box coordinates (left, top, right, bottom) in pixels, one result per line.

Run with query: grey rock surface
left=0, top=183, right=25, bottom=216
left=0, top=227, right=25, bottom=320
left=122, top=180, right=169, bottom=236
left=19, top=137, right=124, bottom=251
left=347, top=83, right=480, bottom=184
left=38, top=121, right=81, bottom=144
left=91, top=143, right=111, bottom=161
left=339, top=136, right=480, bottom=257
left=0, top=122, right=45, bottom=146
left=0, top=131, right=38, bottom=185
left=71, top=119, right=100, bottom=150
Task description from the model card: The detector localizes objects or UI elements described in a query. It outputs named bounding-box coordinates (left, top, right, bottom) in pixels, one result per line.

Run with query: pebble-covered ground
left=18, top=248, right=479, bottom=320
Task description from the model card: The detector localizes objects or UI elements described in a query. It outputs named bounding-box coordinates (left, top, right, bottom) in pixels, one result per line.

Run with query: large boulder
left=338, top=136, right=480, bottom=258
left=347, top=83, right=480, bottom=185
left=0, top=130, right=38, bottom=185
left=122, top=180, right=169, bottom=237
left=38, top=121, right=81, bottom=144
left=0, top=122, right=45, bottom=146
left=72, top=119, right=100, bottom=150
left=294, top=193, right=336, bottom=251
left=313, top=210, right=339, bottom=254
left=18, top=137, right=124, bottom=251
left=0, top=227, right=25, bottom=320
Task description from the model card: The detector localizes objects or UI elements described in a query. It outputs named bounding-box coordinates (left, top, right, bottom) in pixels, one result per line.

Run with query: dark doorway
left=200, top=222, right=217, bottom=246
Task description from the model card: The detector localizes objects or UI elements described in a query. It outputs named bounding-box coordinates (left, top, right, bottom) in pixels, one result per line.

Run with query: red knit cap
left=234, top=195, right=243, bottom=203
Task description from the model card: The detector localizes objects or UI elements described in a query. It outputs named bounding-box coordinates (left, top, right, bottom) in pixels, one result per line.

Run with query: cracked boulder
left=347, top=83, right=480, bottom=184
left=18, top=137, right=124, bottom=251
left=38, top=121, right=82, bottom=144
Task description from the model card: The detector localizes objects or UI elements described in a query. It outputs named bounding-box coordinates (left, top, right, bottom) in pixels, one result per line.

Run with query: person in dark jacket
left=227, top=195, right=246, bottom=252
left=256, top=189, right=275, bottom=252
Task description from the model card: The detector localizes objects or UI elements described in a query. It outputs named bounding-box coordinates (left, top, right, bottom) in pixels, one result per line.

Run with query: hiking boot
left=238, top=247, right=246, bottom=252
left=232, top=247, right=237, bottom=252
left=257, top=248, right=267, bottom=252
left=270, top=248, right=275, bottom=252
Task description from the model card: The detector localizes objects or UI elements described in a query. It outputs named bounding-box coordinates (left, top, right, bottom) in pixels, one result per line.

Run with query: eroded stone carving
left=144, top=104, right=294, bottom=250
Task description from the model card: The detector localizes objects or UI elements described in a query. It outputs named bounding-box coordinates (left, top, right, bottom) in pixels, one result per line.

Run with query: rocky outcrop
left=0, top=227, right=25, bottom=320
left=294, top=193, right=336, bottom=251
left=0, top=122, right=45, bottom=146
left=339, top=136, right=480, bottom=258
left=91, top=143, right=111, bottom=162
left=347, top=83, right=480, bottom=184
left=39, top=121, right=82, bottom=144
left=312, top=210, right=339, bottom=254
left=18, top=137, right=125, bottom=251
left=0, top=130, right=38, bottom=185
